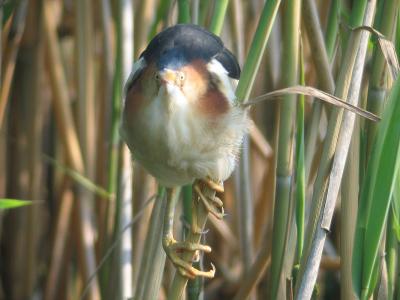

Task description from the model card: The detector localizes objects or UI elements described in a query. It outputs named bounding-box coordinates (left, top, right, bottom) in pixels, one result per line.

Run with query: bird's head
left=150, top=47, right=210, bottom=106
left=124, top=24, right=240, bottom=117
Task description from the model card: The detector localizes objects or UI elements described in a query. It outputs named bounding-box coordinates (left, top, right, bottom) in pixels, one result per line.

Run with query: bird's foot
left=162, top=236, right=215, bottom=279
left=203, top=177, right=224, bottom=193
left=194, top=179, right=225, bottom=220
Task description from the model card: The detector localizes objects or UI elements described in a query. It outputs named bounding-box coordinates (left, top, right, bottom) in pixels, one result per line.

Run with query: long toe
left=164, top=241, right=215, bottom=279
left=204, top=177, right=224, bottom=193
left=177, top=262, right=216, bottom=279
left=194, top=184, right=225, bottom=219
left=168, top=241, right=212, bottom=253
left=163, top=236, right=215, bottom=279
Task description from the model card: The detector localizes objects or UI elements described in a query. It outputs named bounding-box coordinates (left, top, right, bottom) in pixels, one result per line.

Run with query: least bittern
left=121, top=24, right=248, bottom=279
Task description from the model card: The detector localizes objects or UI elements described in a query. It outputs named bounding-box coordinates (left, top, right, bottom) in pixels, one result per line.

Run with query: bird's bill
left=158, top=69, right=177, bottom=84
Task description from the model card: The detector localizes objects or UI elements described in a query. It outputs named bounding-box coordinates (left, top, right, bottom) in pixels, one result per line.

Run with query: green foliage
left=352, top=76, right=400, bottom=299
left=0, top=198, right=35, bottom=209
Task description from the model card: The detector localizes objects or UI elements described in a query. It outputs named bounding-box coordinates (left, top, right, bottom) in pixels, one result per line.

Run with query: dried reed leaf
left=353, top=25, right=400, bottom=80
left=243, top=85, right=380, bottom=122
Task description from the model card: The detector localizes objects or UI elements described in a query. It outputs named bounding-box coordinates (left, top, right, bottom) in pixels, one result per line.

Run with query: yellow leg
left=162, top=188, right=215, bottom=279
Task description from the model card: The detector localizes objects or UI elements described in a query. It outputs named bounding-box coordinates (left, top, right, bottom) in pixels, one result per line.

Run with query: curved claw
left=176, top=262, right=216, bottom=280
left=163, top=237, right=215, bottom=279
left=194, top=184, right=225, bottom=220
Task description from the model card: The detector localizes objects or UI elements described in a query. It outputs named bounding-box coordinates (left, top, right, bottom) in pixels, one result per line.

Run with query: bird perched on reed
left=121, top=24, right=248, bottom=279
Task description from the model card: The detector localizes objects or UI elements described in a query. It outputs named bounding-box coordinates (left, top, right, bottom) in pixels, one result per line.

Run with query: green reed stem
left=387, top=207, right=398, bottom=300
left=295, top=45, right=305, bottom=267
left=178, top=0, right=191, bottom=23
left=325, top=0, right=340, bottom=59
left=168, top=184, right=212, bottom=300
left=302, top=0, right=336, bottom=182
left=269, top=1, right=301, bottom=298
left=209, top=0, right=229, bottom=35
left=235, top=0, right=281, bottom=103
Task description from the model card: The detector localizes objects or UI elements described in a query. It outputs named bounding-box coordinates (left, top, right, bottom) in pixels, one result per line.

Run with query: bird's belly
left=122, top=96, right=246, bottom=186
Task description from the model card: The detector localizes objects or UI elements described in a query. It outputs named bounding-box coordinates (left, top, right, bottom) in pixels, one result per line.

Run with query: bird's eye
left=155, top=73, right=160, bottom=81
left=178, top=72, right=185, bottom=81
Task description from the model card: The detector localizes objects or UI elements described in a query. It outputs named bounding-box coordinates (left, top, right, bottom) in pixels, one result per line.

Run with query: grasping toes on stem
left=163, top=187, right=216, bottom=279
left=194, top=178, right=225, bottom=220
left=162, top=236, right=215, bottom=279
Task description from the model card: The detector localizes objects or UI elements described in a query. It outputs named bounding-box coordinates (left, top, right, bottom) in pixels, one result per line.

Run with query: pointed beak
left=157, top=69, right=176, bottom=85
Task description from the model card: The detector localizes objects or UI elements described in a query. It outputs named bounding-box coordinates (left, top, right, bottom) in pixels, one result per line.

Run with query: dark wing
left=213, top=48, right=241, bottom=79
left=140, top=24, right=241, bottom=79
left=124, top=57, right=146, bottom=95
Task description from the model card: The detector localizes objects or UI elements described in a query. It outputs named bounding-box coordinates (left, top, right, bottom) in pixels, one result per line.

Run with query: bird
left=120, top=24, right=248, bottom=279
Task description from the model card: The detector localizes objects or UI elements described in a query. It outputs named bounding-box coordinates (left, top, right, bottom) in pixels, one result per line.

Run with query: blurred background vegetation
left=1, top=0, right=400, bottom=299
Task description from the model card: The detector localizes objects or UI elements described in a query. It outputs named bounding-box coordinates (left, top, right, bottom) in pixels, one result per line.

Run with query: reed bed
left=1, top=0, right=400, bottom=299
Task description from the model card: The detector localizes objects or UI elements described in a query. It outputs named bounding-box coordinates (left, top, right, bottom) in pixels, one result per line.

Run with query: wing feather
left=124, top=57, right=146, bottom=94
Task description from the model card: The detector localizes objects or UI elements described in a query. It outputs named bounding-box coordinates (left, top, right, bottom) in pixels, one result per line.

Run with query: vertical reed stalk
left=230, top=4, right=256, bottom=283
left=23, top=1, right=43, bottom=297
left=178, top=0, right=191, bottom=24
left=269, top=1, right=301, bottom=298
left=235, top=0, right=281, bottom=103
left=209, top=0, right=229, bottom=35
left=119, top=1, right=134, bottom=298
left=43, top=1, right=84, bottom=172
left=0, top=0, right=28, bottom=127
left=75, top=0, right=95, bottom=172
left=96, top=0, right=114, bottom=258
left=235, top=136, right=255, bottom=280
left=181, top=185, right=203, bottom=300
left=74, top=2, right=101, bottom=300
left=198, top=1, right=211, bottom=27
left=387, top=208, right=398, bottom=300
left=168, top=184, right=212, bottom=300
left=102, top=0, right=124, bottom=293
left=134, top=188, right=167, bottom=300
left=295, top=1, right=376, bottom=298
left=191, top=0, right=199, bottom=24
left=0, top=5, right=3, bottom=85
left=325, top=0, right=340, bottom=60
left=341, top=120, right=360, bottom=300
left=294, top=46, right=305, bottom=268
left=45, top=183, right=74, bottom=300
left=302, top=0, right=336, bottom=182
left=103, top=1, right=134, bottom=299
